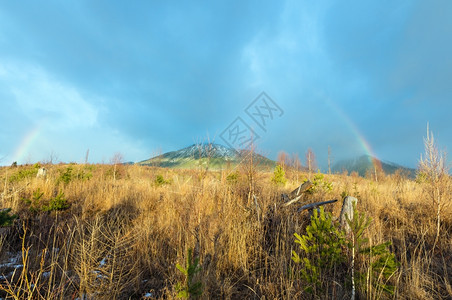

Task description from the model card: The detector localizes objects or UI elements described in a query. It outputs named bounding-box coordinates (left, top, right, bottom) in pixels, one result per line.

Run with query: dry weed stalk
left=0, top=158, right=450, bottom=298
left=419, top=124, right=449, bottom=250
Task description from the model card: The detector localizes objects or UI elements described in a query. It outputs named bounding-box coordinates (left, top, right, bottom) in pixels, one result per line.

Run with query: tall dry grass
left=0, top=162, right=450, bottom=299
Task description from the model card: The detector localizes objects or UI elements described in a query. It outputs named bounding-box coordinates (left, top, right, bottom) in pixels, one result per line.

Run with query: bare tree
left=418, top=123, right=449, bottom=249
left=305, top=148, right=317, bottom=180
left=370, top=158, right=384, bottom=182
left=43, top=150, right=59, bottom=165
left=292, top=153, right=302, bottom=183
left=327, top=145, right=332, bottom=175
left=277, top=151, right=289, bottom=170
left=239, top=139, right=258, bottom=206
left=150, top=148, right=162, bottom=168
left=194, top=136, right=215, bottom=180
left=110, top=152, right=124, bottom=181
left=85, top=149, right=90, bottom=165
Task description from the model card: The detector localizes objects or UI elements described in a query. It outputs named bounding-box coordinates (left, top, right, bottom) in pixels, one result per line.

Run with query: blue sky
left=1, top=1, right=451, bottom=169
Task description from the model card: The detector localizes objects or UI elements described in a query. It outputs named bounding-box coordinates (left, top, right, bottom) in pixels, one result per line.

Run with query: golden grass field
left=0, top=162, right=450, bottom=299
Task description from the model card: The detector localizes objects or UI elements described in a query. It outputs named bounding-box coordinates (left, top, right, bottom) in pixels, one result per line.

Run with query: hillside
left=138, top=143, right=276, bottom=170
left=332, top=155, right=416, bottom=178
left=0, top=162, right=449, bottom=298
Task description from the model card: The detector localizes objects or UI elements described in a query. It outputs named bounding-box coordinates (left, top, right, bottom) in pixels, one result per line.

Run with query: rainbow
left=323, top=96, right=382, bottom=173
left=10, top=119, right=47, bottom=165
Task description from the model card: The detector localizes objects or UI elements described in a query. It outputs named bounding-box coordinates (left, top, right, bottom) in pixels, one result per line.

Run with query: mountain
left=138, top=143, right=276, bottom=170
left=332, top=155, right=416, bottom=178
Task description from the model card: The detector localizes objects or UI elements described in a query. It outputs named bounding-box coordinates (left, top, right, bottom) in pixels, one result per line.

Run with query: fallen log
left=297, top=199, right=338, bottom=212
left=282, top=181, right=312, bottom=207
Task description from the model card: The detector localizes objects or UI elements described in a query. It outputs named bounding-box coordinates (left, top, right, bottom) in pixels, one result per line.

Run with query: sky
left=1, top=0, right=451, bottom=169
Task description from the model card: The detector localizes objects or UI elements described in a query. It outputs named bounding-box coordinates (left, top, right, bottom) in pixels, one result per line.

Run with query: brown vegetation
left=0, top=161, right=450, bottom=299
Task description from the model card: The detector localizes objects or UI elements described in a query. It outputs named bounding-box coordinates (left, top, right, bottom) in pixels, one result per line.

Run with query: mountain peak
left=137, top=143, right=274, bottom=170
left=171, top=143, right=239, bottom=160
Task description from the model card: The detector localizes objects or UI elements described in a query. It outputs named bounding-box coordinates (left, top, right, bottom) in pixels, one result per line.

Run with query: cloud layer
left=1, top=1, right=451, bottom=168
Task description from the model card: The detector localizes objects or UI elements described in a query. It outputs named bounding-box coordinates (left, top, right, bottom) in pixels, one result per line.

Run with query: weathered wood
left=289, top=181, right=312, bottom=199
left=297, top=199, right=338, bottom=212
left=282, top=181, right=312, bottom=207
left=283, top=195, right=303, bottom=207
left=281, top=193, right=290, bottom=202
left=339, top=196, right=358, bottom=234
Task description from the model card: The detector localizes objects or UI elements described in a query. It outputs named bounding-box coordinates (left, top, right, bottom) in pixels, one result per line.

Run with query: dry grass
left=0, top=163, right=450, bottom=299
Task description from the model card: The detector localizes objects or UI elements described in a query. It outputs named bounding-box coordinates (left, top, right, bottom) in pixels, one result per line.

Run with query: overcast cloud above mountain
left=1, top=1, right=451, bottom=169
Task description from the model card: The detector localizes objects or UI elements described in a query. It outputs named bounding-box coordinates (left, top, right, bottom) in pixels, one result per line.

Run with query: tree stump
left=36, top=167, right=47, bottom=179
left=339, top=196, right=358, bottom=234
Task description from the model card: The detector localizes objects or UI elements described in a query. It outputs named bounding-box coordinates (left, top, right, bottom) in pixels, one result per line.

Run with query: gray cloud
left=0, top=1, right=450, bottom=168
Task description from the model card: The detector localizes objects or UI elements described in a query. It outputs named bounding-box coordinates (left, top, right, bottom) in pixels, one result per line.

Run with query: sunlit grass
left=0, top=163, right=450, bottom=299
